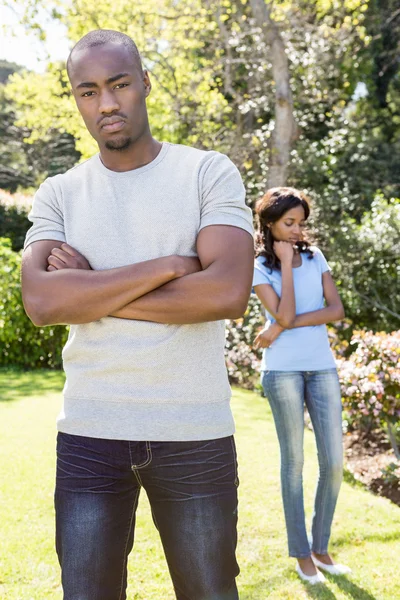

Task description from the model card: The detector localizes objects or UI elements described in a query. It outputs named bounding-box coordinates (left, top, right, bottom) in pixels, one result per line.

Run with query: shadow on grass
left=326, top=573, right=379, bottom=600
left=299, top=573, right=380, bottom=600
left=299, top=580, right=338, bottom=599
left=0, top=368, right=64, bottom=402
left=333, top=530, right=400, bottom=548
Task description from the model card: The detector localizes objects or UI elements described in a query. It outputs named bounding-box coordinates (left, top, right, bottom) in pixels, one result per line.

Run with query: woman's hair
left=255, top=187, right=314, bottom=271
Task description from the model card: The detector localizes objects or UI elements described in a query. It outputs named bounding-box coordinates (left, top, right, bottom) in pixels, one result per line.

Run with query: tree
left=0, top=60, right=80, bottom=191
left=249, top=0, right=297, bottom=188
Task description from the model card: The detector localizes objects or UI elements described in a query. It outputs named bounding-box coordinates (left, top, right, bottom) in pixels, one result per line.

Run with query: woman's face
left=269, top=205, right=307, bottom=243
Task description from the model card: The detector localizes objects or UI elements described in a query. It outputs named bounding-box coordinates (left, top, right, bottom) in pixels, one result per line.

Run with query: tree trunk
left=249, top=0, right=297, bottom=189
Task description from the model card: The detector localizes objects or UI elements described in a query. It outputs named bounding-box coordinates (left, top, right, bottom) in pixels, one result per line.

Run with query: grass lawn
left=0, top=369, right=399, bottom=600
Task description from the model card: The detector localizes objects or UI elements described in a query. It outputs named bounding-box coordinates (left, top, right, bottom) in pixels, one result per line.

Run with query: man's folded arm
left=111, top=225, right=255, bottom=324
left=21, top=240, right=197, bottom=326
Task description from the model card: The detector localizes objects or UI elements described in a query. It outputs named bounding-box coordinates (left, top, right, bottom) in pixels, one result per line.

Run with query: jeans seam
left=130, top=441, right=153, bottom=471
left=138, top=441, right=152, bottom=469
left=117, top=488, right=140, bottom=600
left=132, top=443, right=152, bottom=485
left=267, top=371, right=308, bottom=557
left=308, top=390, right=331, bottom=554
left=151, top=506, right=160, bottom=532
left=133, top=469, right=143, bottom=486
left=229, top=437, right=239, bottom=487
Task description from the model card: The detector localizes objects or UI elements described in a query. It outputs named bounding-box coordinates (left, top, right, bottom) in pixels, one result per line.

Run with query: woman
left=252, top=187, right=351, bottom=584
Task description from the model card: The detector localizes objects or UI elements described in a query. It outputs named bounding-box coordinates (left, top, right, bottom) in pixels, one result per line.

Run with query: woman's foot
left=296, top=557, right=326, bottom=585
left=298, top=557, right=318, bottom=576
left=312, top=552, right=335, bottom=566
left=312, top=552, right=352, bottom=575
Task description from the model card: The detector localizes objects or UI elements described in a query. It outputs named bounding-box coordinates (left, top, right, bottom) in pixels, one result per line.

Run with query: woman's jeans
left=261, top=369, right=343, bottom=558
left=55, top=432, right=240, bottom=600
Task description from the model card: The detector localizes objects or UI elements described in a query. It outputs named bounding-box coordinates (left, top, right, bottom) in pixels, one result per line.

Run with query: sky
left=0, top=3, right=70, bottom=72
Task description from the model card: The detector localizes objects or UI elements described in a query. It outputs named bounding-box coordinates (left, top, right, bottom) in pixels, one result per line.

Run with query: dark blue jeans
left=55, top=432, right=240, bottom=600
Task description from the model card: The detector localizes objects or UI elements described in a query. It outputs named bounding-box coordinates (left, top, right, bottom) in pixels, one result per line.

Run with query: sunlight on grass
left=0, top=371, right=399, bottom=599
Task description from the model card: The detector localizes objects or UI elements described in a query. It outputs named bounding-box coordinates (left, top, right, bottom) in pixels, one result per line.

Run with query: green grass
left=0, top=369, right=399, bottom=599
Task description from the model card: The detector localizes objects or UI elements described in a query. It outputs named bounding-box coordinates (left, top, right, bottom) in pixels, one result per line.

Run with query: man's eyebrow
left=76, top=73, right=130, bottom=89
left=106, top=72, right=130, bottom=84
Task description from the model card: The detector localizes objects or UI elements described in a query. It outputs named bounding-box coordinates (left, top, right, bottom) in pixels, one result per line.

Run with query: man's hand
left=253, top=322, right=284, bottom=350
left=47, top=245, right=202, bottom=278
left=109, top=226, right=254, bottom=324
left=47, top=243, right=92, bottom=272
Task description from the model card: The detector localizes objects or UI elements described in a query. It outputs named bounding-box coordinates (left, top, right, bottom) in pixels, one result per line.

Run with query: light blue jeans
left=261, top=369, right=343, bottom=558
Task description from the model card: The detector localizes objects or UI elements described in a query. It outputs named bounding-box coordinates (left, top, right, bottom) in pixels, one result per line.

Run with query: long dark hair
left=255, top=187, right=314, bottom=271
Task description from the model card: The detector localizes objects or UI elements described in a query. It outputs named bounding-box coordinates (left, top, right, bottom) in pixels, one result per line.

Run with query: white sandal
left=296, top=563, right=326, bottom=584
left=312, top=555, right=352, bottom=575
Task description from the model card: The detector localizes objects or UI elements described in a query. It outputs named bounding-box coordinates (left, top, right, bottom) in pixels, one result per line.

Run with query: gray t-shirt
left=24, top=142, right=254, bottom=441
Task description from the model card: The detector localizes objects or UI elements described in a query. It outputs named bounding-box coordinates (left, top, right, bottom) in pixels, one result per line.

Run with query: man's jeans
left=262, top=369, right=343, bottom=558
left=55, top=433, right=240, bottom=600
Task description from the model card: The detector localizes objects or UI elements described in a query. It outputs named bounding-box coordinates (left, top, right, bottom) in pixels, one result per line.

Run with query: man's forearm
left=23, top=255, right=184, bottom=326
left=111, top=264, right=251, bottom=324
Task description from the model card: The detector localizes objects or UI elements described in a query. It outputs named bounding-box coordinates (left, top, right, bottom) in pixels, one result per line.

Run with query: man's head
left=67, top=30, right=151, bottom=152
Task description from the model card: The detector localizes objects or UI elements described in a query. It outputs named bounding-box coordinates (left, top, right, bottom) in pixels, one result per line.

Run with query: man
left=22, top=29, right=254, bottom=600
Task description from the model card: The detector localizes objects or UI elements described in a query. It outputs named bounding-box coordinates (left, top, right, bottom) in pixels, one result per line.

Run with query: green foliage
left=0, top=190, right=31, bottom=251
left=0, top=61, right=81, bottom=192
left=0, top=59, right=22, bottom=84
left=0, top=238, right=68, bottom=368
left=319, top=195, right=400, bottom=332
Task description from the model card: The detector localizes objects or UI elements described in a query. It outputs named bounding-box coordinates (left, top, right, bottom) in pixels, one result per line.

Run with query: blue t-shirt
left=253, top=247, right=336, bottom=371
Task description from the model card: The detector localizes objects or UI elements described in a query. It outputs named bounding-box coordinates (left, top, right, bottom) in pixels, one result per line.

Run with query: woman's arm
left=253, top=242, right=296, bottom=329
left=289, top=271, right=344, bottom=328
left=254, top=269, right=344, bottom=342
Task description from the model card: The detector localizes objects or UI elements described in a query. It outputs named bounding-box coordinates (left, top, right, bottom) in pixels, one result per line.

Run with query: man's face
left=68, top=42, right=151, bottom=152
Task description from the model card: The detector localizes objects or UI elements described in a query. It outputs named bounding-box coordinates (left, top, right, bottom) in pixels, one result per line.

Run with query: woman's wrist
left=281, top=259, right=292, bottom=268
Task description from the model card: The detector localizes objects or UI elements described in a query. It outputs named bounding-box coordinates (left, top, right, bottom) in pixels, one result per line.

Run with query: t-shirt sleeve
left=314, top=247, right=331, bottom=274
left=199, top=152, right=254, bottom=236
left=24, top=178, right=66, bottom=250
left=253, top=257, right=272, bottom=287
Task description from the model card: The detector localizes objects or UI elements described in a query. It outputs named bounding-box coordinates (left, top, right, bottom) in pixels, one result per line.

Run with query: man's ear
left=143, top=70, right=152, bottom=97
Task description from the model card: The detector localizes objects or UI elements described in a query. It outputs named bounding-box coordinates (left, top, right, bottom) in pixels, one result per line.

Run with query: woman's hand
left=253, top=322, right=284, bottom=349
left=47, top=243, right=92, bottom=272
left=273, top=241, right=294, bottom=265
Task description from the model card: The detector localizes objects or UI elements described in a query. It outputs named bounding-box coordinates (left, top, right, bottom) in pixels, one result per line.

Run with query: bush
left=315, top=195, right=400, bottom=333
left=0, top=189, right=31, bottom=251
left=337, top=329, right=400, bottom=454
left=225, top=295, right=264, bottom=390
left=0, top=237, right=68, bottom=368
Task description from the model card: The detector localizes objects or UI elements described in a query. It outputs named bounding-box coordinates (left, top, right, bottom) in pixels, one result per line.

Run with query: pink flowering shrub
left=225, top=295, right=263, bottom=390
left=337, top=330, right=400, bottom=429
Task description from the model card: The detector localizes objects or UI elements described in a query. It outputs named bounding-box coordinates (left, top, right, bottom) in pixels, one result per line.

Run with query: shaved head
left=67, top=30, right=143, bottom=79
